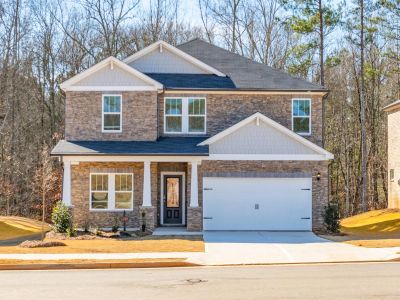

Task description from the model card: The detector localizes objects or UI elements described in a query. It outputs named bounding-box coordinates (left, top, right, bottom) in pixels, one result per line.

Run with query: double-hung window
left=164, top=97, right=206, bottom=134
left=102, top=95, right=122, bottom=132
left=90, top=173, right=133, bottom=211
left=292, top=99, right=311, bottom=135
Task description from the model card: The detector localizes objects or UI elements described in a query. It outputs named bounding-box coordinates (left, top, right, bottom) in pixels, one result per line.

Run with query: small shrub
left=66, top=226, right=77, bottom=237
left=112, top=216, right=120, bottom=233
left=51, top=201, right=72, bottom=233
left=323, top=202, right=340, bottom=233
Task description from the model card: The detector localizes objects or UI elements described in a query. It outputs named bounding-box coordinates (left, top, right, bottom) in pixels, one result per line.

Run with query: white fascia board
left=62, top=155, right=205, bottom=163
left=63, top=86, right=159, bottom=92
left=60, top=56, right=163, bottom=91
left=199, top=112, right=334, bottom=159
left=205, top=154, right=332, bottom=161
left=123, top=41, right=226, bottom=77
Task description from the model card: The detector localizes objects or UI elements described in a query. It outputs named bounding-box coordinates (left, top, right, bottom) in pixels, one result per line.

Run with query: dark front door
left=163, top=175, right=183, bottom=224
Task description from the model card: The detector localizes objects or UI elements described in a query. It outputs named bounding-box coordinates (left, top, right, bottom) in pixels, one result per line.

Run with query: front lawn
left=321, top=209, right=400, bottom=248
left=0, top=216, right=50, bottom=241
left=0, top=235, right=204, bottom=254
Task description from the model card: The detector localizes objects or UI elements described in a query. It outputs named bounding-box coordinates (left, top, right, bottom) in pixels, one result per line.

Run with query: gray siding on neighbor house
left=74, top=64, right=152, bottom=87
left=128, top=48, right=210, bottom=74
left=209, top=119, right=318, bottom=155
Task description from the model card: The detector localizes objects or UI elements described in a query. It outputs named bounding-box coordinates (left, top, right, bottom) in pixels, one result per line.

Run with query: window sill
left=296, top=132, right=312, bottom=136
left=102, top=130, right=122, bottom=133
left=89, top=209, right=134, bottom=212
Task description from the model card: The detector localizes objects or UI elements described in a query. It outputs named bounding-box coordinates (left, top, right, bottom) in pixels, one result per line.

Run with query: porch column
left=142, top=161, right=152, bottom=207
left=62, top=160, right=72, bottom=206
left=190, top=161, right=199, bottom=207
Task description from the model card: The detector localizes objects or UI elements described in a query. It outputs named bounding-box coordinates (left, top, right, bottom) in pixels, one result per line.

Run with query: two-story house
left=51, top=39, right=333, bottom=232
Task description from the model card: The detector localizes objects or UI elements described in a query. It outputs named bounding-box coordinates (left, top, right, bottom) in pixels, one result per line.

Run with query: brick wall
left=70, top=162, right=158, bottom=230
left=159, top=93, right=324, bottom=146
left=388, top=108, right=400, bottom=208
left=65, top=91, right=158, bottom=141
left=69, top=160, right=328, bottom=231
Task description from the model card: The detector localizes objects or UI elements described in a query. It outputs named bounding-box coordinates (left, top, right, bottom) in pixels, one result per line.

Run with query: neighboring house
left=51, top=39, right=333, bottom=232
left=384, top=100, right=400, bottom=208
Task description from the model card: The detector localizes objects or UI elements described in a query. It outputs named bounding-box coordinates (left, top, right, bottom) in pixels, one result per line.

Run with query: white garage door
left=203, top=177, right=312, bottom=231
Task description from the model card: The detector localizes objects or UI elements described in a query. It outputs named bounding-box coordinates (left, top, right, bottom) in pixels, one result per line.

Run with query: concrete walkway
left=0, top=231, right=400, bottom=266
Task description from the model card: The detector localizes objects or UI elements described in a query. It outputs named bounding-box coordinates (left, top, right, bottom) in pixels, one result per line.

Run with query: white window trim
left=90, top=173, right=133, bottom=212
left=102, top=94, right=122, bottom=133
left=292, top=98, right=312, bottom=136
left=164, top=97, right=207, bottom=134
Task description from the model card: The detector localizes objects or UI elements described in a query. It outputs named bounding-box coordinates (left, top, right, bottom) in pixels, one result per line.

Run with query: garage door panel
left=203, top=177, right=312, bottom=231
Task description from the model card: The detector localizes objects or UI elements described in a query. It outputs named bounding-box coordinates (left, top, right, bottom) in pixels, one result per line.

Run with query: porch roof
left=51, top=137, right=209, bottom=156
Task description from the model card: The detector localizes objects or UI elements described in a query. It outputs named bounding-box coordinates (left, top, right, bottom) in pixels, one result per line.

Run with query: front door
left=163, top=175, right=183, bottom=224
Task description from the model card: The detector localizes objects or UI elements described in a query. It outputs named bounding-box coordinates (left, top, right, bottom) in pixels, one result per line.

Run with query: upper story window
left=102, top=95, right=122, bottom=132
left=164, top=97, right=206, bottom=134
left=292, top=99, right=311, bottom=135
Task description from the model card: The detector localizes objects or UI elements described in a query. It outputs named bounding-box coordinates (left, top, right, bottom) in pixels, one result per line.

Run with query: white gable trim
left=123, top=41, right=226, bottom=77
left=60, top=56, right=163, bottom=92
left=199, top=112, right=334, bottom=159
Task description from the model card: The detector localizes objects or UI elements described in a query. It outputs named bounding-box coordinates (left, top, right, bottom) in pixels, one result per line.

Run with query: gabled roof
left=178, top=39, right=327, bottom=92
left=60, top=56, right=163, bottom=92
left=145, top=73, right=236, bottom=89
left=123, top=41, right=226, bottom=77
left=199, top=112, right=333, bottom=159
left=51, top=137, right=209, bottom=156
left=383, top=100, right=400, bottom=112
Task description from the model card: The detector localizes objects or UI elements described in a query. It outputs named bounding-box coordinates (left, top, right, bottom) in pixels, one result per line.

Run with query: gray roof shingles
left=177, top=39, right=326, bottom=91
left=51, top=137, right=209, bottom=156
left=145, top=73, right=236, bottom=89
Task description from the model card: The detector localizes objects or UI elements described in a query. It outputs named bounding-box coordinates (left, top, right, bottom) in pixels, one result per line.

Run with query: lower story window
left=90, top=173, right=133, bottom=210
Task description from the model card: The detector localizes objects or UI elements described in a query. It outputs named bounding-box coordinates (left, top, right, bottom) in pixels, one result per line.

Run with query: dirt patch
left=19, top=240, right=66, bottom=248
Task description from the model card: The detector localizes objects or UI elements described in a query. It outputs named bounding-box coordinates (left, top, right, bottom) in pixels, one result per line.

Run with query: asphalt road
left=1, top=262, right=400, bottom=299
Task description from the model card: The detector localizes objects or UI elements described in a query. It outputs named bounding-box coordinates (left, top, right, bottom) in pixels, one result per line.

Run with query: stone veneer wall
left=159, top=93, right=324, bottom=146
left=388, top=108, right=400, bottom=208
left=70, top=162, right=158, bottom=231
left=65, top=91, right=158, bottom=141
left=198, top=160, right=329, bottom=231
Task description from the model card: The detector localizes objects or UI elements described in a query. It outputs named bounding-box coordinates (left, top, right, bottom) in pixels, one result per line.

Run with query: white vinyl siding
left=292, top=99, right=311, bottom=135
left=164, top=97, right=206, bottom=134
left=210, top=119, right=318, bottom=155
left=90, top=173, right=133, bottom=211
left=128, top=47, right=209, bottom=74
left=102, top=95, right=122, bottom=132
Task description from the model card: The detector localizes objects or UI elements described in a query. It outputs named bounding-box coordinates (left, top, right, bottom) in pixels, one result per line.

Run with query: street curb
left=0, top=261, right=200, bottom=271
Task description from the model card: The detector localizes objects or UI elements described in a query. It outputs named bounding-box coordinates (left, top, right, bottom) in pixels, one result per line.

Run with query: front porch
left=61, top=157, right=204, bottom=232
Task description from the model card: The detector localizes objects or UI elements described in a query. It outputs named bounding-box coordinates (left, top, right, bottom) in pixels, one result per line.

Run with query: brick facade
left=159, top=93, right=323, bottom=146
left=69, top=160, right=328, bottom=232
left=65, top=91, right=158, bottom=141
left=387, top=108, right=400, bottom=208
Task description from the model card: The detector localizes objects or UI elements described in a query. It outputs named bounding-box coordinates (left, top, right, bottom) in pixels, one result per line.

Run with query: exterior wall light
left=316, top=172, right=321, bottom=181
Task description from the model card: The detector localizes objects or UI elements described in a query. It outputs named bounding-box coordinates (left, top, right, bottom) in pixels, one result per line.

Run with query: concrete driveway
left=188, top=231, right=400, bottom=265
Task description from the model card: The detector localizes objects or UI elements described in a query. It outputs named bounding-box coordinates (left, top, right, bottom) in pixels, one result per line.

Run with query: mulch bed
left=19, top=240, right=66, bottom=248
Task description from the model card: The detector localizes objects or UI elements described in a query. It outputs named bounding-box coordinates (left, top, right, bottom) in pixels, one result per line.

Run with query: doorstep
left=152, top=227, right=203, bottom=236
